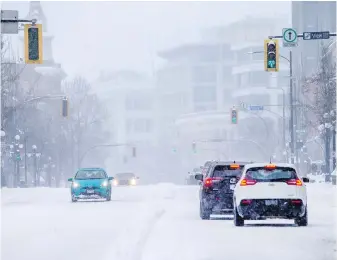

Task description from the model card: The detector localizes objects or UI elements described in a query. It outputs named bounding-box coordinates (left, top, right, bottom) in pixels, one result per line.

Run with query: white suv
left=233, top=163, right=309, bottom=227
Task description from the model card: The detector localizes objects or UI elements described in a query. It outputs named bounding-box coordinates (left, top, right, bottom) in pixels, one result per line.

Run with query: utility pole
left=24, top=136, right=27, bottom=186
left=289, top=50, right=295, bottom=164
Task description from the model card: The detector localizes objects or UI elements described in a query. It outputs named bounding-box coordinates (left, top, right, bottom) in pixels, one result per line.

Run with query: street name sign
left=303, top=31, right=330, bottom=40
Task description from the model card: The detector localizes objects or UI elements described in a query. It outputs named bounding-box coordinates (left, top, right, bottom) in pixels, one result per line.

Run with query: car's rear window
left=76, top=170, right=107, bottom=179
left=212, top=165, right=244, bottom=178
left=245, top=167, right=297, bottom=182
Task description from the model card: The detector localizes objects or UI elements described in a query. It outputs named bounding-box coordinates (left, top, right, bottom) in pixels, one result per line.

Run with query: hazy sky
left=2, top=1, right=290, bottom=80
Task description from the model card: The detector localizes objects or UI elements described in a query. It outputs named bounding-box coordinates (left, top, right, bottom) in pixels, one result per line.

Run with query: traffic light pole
left=289, top=50, right=295, bottom=164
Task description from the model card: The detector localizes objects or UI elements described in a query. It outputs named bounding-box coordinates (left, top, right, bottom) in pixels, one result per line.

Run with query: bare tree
left=302, top=44, right=336, bottom=175
left=63, top=76, right=109, bottom=171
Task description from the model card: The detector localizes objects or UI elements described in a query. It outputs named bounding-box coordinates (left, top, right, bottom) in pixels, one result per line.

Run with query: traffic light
left=192, top=142, right=196, bottom=153
left=231, top=108, right=238, bottom=124
left=132, top=147, right=136, bottom=157
left=24, top=24, right=43, bottom=64
left=264, top=39, right=279, bottom=72
left=62, top=97, right=68, bottom=117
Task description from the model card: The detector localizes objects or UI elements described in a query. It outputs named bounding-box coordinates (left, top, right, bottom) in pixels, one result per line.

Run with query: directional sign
left=303, top=31, right=330, bottom=40
left=248, top=105, right=264, bottom=111
left=282, top=28, right=298, bottom=47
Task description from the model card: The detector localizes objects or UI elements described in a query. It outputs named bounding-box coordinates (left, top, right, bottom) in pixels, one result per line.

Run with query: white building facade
left=92, top=71, right=157, bottom=182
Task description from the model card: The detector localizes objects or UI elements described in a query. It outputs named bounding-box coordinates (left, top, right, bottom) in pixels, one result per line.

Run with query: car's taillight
left=286, top=178, right=302, bottom=186
left=291, top=199, right=302, bottom=205
left=240, top=178, right=257, bottom=186
left=240, top=199, right=252, bottom=205
left=203, top=177, right=222, bottom=188
left=204, top=177, right=212, bottom=188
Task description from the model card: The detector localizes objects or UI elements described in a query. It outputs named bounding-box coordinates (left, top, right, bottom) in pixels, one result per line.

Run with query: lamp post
left=13, top=135, right=24, bottom=187
left=30, top=145, right=41, bottom=187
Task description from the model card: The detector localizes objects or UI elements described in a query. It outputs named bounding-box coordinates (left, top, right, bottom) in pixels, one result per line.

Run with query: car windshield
left=246, top=167, right=297, bottom=182
left=116, top=173, right=135, bottom=179
left=75, top=170, right=107, bottom=180
left=212, top=165, right=244, bottom=177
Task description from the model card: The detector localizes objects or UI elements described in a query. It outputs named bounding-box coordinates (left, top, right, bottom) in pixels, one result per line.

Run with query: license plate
left=230, top=184, right=235, bottom=190
left=265, top=199, right=278, bottom=206
left=87, top=189, right=94, bottom=194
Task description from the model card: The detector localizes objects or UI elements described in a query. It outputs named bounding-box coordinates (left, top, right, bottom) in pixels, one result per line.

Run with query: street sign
left=303, top=31, right=330, bottom=40
left=248, top=105, right=264, bottom=111
left=1, top=10, right=19, bottom=34
left=282, top=28, right=298, bottom=47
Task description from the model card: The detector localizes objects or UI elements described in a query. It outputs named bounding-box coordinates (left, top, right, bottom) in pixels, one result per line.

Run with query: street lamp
left=31, top=145, right=41, bottom=186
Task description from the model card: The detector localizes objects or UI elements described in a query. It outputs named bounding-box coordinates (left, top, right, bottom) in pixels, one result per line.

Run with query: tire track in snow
left=103, top=184, right=177, bottom=260
left=132, top=208, right=166, bottom=260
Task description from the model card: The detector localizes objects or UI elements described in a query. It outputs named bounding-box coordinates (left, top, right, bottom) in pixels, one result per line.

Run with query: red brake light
left=241, top=199, right=252, bottom=205
left=286, top=178, right=302, bottom=186
left=204, top=177, right=212, bottom=188
left=240, top=178, right=257, bottom=186
left=291, top=199, right=302, bottom=205
left=203, top=177, right=222, bottom=188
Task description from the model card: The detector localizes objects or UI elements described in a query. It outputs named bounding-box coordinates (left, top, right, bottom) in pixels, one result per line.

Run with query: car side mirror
left=195, top=174, right=203, bottom=181
left=136, top=176, right=140, bottom=179
left=302, top=177, right=310, bottom=183
left=67, top=178, right=73, bottom=182
left=108, top=177, right=114, bottom=181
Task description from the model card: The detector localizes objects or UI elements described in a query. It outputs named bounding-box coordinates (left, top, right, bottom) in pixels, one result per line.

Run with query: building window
left=238, top=94, right=270, bottom=106
left=249, top=71, right=269, bottom=86
left=277, top=71, right=289, bottom=88
left=222, top=66, right=233, bottom=84
left=191, top=65, right=217, bottom=83
left=126, top=119, right=153, bottom=134
left=125, top=96, right=152, bottom=110
left=193, top=85, right=216, bottom=102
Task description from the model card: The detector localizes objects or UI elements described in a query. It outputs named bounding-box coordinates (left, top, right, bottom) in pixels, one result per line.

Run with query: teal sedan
left=68, top=168, right=114, bottom=202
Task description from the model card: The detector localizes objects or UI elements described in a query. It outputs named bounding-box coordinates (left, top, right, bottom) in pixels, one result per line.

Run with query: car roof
left=244, top=162, right=297, bottom=170
left=78, top=167, right=106, bottom=171
left=212, top=161, right=253, bottom=166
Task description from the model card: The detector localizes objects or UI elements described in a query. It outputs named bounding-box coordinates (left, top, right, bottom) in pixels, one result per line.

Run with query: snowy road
left=1, top=183, right=336, bottom=260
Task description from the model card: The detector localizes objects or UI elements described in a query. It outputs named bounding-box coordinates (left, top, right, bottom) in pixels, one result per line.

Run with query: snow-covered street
left=1, top=183, right=336, bottom=260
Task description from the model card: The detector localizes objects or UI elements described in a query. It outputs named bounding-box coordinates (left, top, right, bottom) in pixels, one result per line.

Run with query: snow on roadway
left=1, top=183, right=336, bottom=260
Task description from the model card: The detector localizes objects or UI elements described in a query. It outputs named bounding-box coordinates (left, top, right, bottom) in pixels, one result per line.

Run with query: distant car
left=186, top=171, right=200, bottom=185
left=113, top=172, right=139, bottom=186
left=68, top=168, right=113, bottom=202
left=233, top=163, right=309, bottom=227
left=195, top=161, right=250, bottom=220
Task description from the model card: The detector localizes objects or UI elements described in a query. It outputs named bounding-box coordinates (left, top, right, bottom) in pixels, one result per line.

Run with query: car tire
left=106, top=190, right=111, bottom=201
left=71, top=195, right=77, bottom=203
left=234, top=206, right=244, bottom=226
left=295, top=206, right=308, bottom=226
left=200, top=202, right=211, bottom=220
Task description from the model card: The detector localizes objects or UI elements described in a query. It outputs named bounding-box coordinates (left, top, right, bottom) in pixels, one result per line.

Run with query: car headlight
left=101, top=180, right=109, bottom=187
left=72, top=182, right=80, bottom=188
left=112, top=179, right=118, bottom=186
left=130, top=178, right=136, bottom=185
